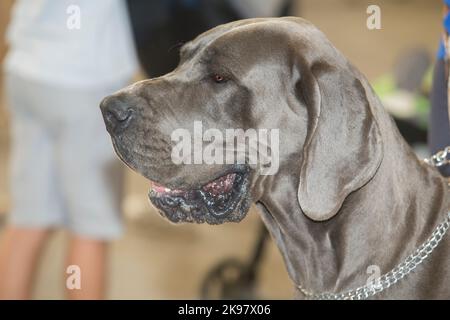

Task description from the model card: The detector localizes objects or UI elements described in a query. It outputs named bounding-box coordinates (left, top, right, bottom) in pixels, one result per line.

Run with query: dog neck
left=256, top=122, right=450, bottom=297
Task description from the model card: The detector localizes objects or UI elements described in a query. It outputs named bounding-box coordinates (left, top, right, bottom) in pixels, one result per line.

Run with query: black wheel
left=201, top=258, right=257, bottom=299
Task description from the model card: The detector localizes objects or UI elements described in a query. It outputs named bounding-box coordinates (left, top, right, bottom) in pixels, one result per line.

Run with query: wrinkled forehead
left=179, top=18, right=272, bottom=60
left=179, top=18, right=334, bottom=68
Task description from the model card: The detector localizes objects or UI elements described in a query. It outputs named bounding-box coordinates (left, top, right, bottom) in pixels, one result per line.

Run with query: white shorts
left=5, top=72, right=126, bottom=240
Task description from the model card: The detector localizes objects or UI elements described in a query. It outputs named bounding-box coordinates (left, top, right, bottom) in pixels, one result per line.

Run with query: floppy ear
left=296, top=61, right=383, bottom=221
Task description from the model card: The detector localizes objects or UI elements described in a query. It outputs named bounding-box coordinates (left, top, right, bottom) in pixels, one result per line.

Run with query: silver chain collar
left=297, top=146, right=450, bottom=300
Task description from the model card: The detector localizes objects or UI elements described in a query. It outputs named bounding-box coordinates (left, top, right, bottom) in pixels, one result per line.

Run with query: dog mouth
left=148, top=170, right=250, bottom=224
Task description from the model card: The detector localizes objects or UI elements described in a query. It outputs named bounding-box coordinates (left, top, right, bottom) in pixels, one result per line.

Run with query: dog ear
left=296, top=61, right=383, bottom=221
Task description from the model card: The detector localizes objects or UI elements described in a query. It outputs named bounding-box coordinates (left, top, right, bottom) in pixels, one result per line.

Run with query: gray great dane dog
left=100, top=17, right=450, bottom=299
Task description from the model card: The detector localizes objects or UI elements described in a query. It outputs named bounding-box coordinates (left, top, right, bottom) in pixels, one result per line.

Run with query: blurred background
left=0, top=0, right=444, bottom=299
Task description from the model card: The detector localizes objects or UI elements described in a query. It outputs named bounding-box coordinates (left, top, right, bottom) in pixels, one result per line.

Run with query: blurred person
left=0, top=0, right=137, bottom=299
left=429, top=0, right=450, bottom=176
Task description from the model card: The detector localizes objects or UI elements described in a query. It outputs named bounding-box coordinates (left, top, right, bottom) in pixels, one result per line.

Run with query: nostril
left=107, top=108, right=133, bottom=123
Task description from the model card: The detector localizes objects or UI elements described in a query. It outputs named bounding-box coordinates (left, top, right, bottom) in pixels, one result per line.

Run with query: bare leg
left=0, top=226, right=50, bottom=299
left=65, top=235, right=108, bottom=300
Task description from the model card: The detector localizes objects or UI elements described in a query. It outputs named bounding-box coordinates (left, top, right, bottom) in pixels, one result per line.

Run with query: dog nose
left=100, top=96, right=134, bottom=133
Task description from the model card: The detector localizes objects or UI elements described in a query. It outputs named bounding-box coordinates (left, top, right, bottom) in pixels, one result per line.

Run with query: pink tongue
left=151, top=173, right=236, bottom=195
left=202, top=173, right=236, bottom=196
left=152, top=183, right=168, bottom=193
left=151, top=182, right=183, bottom=194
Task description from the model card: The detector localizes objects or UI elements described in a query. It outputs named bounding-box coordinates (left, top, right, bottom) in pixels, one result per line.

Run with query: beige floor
left=0, top=0, right=443, bottom=299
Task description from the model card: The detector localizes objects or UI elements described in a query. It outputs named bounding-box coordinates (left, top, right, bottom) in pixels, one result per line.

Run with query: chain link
left=298, top=146, right=450, bottom=300
left=424, top=146, right=450, bottom=167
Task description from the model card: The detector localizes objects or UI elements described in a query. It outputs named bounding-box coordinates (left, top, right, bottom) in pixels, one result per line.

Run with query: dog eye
left=212, top=74, right=226, bottom=83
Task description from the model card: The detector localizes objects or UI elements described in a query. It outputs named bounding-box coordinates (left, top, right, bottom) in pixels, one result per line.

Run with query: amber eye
left=213, top=74, right=225, bottom=83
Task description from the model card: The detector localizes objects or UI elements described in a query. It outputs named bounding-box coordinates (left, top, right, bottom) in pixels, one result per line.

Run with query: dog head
left=101, top=17, right=383, bottom=225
